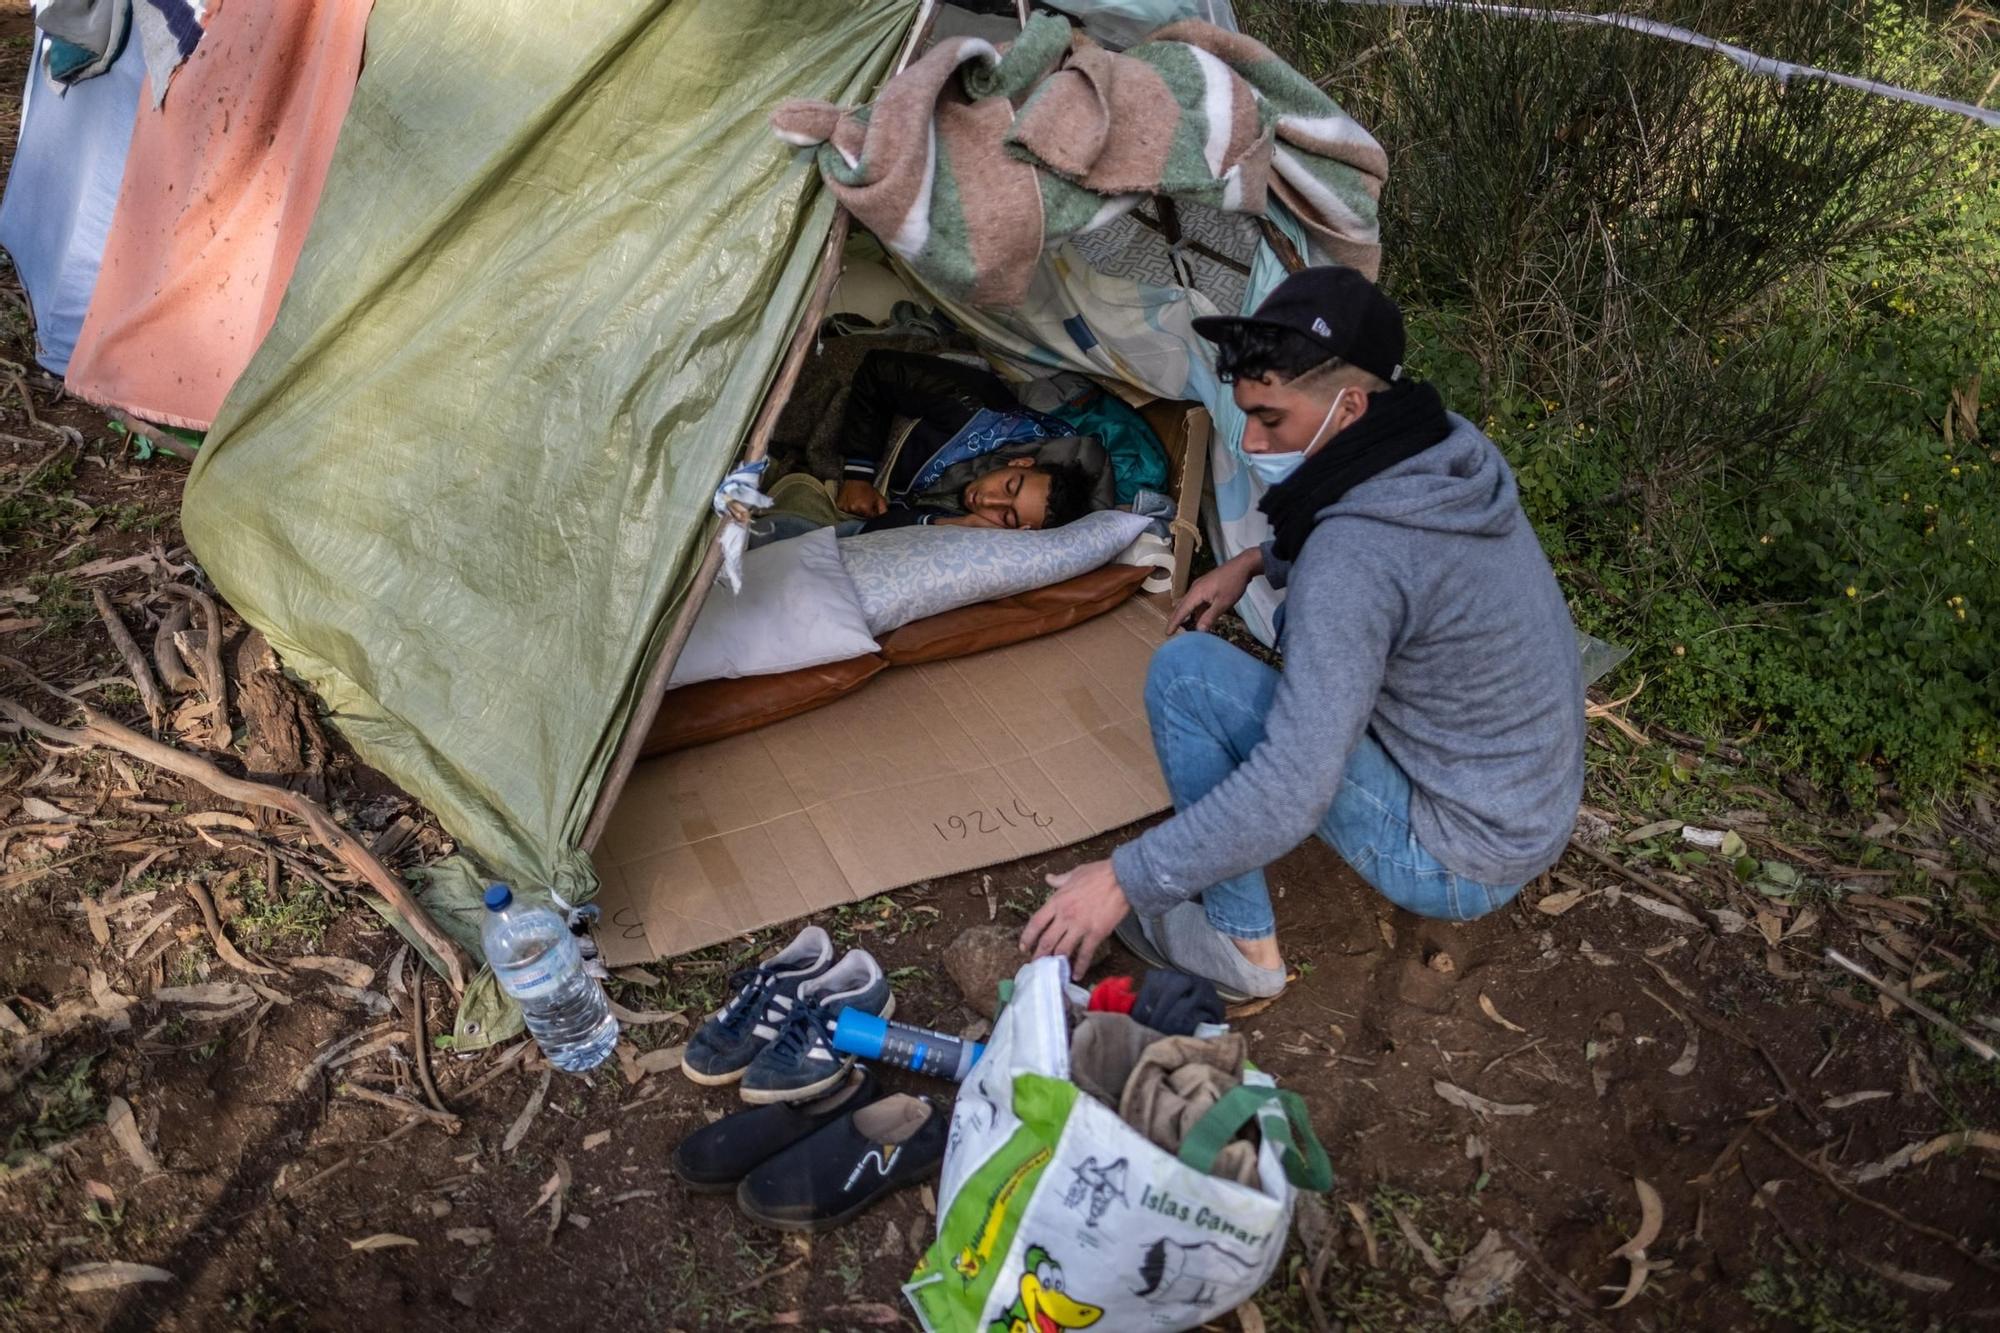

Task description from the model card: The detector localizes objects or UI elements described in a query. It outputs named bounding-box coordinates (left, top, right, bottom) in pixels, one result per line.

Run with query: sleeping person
left=754, top=350, right=1112, bottom=546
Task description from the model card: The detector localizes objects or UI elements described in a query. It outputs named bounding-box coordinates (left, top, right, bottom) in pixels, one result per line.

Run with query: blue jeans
left=1143, top=632, right=1521, bottom=939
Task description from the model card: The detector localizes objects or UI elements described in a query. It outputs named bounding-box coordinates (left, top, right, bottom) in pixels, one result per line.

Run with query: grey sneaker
left=739, top=950, right=894, bottom=1104
left=683, top=926, right=836, bottom=1086
left=1115, top=904, right=1284, bottom=1004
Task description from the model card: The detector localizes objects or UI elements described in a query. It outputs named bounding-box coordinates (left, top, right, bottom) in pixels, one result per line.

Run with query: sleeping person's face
left=960, top=456, right=1051, bottom=529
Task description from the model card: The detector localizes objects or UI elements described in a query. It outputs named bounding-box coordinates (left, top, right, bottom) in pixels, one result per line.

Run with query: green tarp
left=182, top=0, right=914, bottom=1001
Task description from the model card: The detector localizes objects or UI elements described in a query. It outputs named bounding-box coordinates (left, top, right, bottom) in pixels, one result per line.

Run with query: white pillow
left=837, top=509, right=1154, bottom=636
left=668, top=527, right=880, bottom=687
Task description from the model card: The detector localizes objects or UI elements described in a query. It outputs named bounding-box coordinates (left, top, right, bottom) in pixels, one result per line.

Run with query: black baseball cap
left=1192, top=265, right=1405, bottom=384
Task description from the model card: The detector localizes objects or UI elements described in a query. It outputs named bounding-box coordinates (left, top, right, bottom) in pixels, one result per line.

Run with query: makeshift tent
left=172, top=0, right=1352, bottom=1040
left=63, top=0, right=372, bottom=430
left=0, top=30, right=144, bottom=375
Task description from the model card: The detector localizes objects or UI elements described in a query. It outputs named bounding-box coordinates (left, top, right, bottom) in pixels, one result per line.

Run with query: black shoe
left=736, top=1093, right=947, bottom=1233
left=670, top=1067, right=880, bottom=1194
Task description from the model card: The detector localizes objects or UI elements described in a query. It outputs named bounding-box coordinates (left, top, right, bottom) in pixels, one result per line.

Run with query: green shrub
left=1244, top=0, right=1999, bottom=800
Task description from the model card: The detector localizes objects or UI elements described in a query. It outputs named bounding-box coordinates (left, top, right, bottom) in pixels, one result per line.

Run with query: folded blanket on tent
left=771, top=13, right=1386, bottom=307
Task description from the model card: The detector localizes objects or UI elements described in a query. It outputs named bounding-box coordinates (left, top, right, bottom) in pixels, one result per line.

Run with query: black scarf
left=1259, top=379, right=1452, bottom=562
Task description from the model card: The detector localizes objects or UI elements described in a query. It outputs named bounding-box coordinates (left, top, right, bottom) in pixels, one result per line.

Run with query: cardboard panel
left=591, top=595, right=1171, bottom=961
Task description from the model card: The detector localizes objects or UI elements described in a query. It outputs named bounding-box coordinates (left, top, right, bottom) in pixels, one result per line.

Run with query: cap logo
left=1311, top=317, right=1332, bottom=338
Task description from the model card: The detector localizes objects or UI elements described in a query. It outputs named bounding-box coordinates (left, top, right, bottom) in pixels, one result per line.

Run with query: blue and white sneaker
left=740, top=950, right=894, bottom=1105
left=683, top=926, right=835, bottom=1086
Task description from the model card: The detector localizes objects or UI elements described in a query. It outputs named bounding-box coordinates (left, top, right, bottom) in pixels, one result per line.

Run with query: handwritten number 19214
left=935, top=799, right=1053, bottom=841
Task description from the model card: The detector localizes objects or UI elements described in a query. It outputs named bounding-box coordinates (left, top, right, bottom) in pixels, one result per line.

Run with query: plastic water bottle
left=480, top=884, right=619, bottom=1073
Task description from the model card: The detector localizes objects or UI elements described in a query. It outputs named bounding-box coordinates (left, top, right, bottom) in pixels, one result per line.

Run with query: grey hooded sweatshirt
left=1111, top=413, right=1584, bottom=915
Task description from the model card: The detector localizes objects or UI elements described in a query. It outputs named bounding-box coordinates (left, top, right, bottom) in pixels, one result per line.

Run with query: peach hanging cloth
left=63, top=0, right=374, bottom=431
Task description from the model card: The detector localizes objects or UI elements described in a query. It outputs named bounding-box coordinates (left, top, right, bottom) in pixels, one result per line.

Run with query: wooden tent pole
left=582, top=0, right=941, bottom=854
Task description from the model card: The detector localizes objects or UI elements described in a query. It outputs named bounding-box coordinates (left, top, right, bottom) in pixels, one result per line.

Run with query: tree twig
left=0, top=695, right=470, bottom=992
left=113, top=413, right=199, bottom=464
left=337, top=1082, right=462, bottom=1135
left=1639, top=957, right=1829, bottom=1136
left=185, top=878, right=279, bottom=977
left=1567, top=837, right=1702, bottom=914
left=1756, top=1126, right=2000, bottom=1275
left=1826, top=948, right=1998, bottom=1061
left=90, top=589, right=166, bottom=735
left=404, top=950, right=450, bottom=1119
left=161, top=584, right=229, bottom=748
left=151, top=601, right=198, bottom=694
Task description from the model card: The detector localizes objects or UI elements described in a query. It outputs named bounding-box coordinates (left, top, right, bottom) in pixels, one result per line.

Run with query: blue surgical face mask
left=1243, top=389, right=1347, bottom=487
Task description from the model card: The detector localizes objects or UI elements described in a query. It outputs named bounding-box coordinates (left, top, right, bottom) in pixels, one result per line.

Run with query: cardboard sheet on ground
left=593, top=596, right=1170, bottom=963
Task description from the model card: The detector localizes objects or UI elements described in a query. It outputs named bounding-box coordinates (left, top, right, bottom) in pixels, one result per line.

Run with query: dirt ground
left=3, top=8, right=1999, bottom=1331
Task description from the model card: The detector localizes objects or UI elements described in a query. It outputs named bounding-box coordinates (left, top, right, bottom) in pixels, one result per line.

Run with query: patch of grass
left=102, top=501, right=172, bottom=535
left=169, top=943, right=212, bottom=987
left=1743, top=1256, right=1910, bottom=1332
left=232, top=875, right=336, bottom=952
left=23, top=572, right=87, bottom=637
left=4, top=1055, right=99, bottom=1165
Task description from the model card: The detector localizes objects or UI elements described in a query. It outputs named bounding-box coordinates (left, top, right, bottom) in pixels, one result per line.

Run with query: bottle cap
left=483, top=883, right=514, bottom=911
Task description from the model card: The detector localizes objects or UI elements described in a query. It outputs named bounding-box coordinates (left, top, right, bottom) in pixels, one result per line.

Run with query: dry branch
left=161, top=583, right=229, bottom=748
left=91, top=589, right=165, bottom=734
left=0, top=696, right=470, bottom=992
left=338, top=1082, right=462, bottom=1135
left=1566, top=837, right=1702, bottom=915
left=1826, top=948, right=1998, bottom=1061
left=1756, top=1126, right=2000, bottom=1275
left=184, top=879, right=278, bottom=977
left=404, top=950, right=450, bottom=1119
left=113, top=413, right=199, bottom=464
left=152, top=602, right=198, bottom=694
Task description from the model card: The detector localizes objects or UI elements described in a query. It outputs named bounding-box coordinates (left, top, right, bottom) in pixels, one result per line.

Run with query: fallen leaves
left=1442, top=1229, right=1523, bottom=1324
left=289, top=956, right=375, bottom=988
left=1389, top=1204, right=1446, bottom=1275
left=1853, top=1255, right=1952, bottom=1295
left=1477, top=994, right=1527, bottom=1034
left=152, top=982, right=254, bottom=1007
left=1433, top=1079, right=1538, bottom=1118
left=1345, top=1200, right=1379, bottom=1267
left=1606, top=1177, right=1663, bottom=1309
left=1820, top=1090, right=1891, bottom=1111
left=582, top=1130, right=612, bottom=1152
left=104, top=1096, right=158, bottom=1174
left=604, top=999, right=685, bottom=1028
left=1848, top=1129, right=2000, bottom=1184
left=1535, top=888, right=1594, bottom=916
left=447, top=1227, right=494, bottom=1248
left=502, top=1069, right=552, bottom=1154
left=1623, top=894, right=1703, bottom=928
left=525, top=1156, right=572, bottom=1240
left=1640, top=987, right=1699, bottom=1077
left=60, top=1262, right=175, bottom=1293
left=348, top=1234, right=419, bottom=1252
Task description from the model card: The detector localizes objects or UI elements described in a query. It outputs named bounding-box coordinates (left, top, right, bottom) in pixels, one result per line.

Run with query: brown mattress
left=640, top=562, right=1150, bottom=757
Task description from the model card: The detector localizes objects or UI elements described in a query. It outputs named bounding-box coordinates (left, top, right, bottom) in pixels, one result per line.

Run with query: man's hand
left=1170, top=548, right=1265, bottom=634
left=1020, top=859, right=1130, bottom=975
left=936, top=513, right=998, bottom=528
left=836, top=480, right=888, bottom=518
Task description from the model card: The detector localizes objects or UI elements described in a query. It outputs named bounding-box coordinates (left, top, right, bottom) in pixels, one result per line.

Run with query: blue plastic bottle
left=833, top=1010, right=986, bottom=1081
left=480, top=884, right=619, bottom=1073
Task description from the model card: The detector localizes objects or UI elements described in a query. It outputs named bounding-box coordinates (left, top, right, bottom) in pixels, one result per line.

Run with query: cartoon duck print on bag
left=990, top=1245, right=1102, bottom=1333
